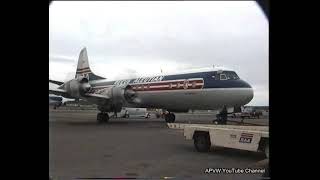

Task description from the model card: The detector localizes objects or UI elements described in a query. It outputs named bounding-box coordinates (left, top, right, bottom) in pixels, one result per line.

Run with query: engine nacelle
left=110, top=85, right=136, bottom=104
left=109, top=86, right=126, bottom=106
left=101, top=85, right=137, bottom=112
left=64, top=77, right=91, bottom=98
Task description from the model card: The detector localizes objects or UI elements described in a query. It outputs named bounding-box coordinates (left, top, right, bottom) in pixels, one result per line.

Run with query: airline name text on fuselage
left=114, top=76, right=165, bottom=86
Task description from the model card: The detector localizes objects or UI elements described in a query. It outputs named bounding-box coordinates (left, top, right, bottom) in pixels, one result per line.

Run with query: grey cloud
left=49, top=55, right=76, bottom=63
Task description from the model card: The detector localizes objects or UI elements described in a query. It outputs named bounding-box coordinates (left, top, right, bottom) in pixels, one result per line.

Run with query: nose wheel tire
left=97, top=113, right=109, bottom=123
left=165, top=113, right=175, bottom=123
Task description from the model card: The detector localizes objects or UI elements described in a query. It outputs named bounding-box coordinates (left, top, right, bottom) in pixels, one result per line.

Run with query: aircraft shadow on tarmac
left=64, top=119, right=168, bottom=127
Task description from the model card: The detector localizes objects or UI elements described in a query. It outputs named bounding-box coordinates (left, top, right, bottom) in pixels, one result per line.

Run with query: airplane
left=49, top=47, right=253, bottom=124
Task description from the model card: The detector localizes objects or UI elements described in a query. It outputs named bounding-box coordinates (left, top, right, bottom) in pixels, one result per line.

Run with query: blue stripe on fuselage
left=91, top=71, right=251, bottom=88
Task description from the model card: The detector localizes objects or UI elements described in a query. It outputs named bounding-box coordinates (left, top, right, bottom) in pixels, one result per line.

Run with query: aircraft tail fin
left=75, top=47, right=106, bottom=81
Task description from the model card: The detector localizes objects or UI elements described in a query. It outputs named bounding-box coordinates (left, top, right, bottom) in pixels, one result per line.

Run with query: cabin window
left=192, top=81, right=196, bottom=88
left=183, top=80, right=188, bottom=89
left=220, top=74, right=227, bottom=80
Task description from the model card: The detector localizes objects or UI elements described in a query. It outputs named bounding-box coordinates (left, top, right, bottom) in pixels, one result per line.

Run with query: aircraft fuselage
left=87, top=70, right=253, bottom=111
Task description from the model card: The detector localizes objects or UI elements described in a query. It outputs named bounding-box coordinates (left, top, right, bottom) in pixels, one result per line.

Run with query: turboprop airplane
left=49, top=48, right=253, bottom=124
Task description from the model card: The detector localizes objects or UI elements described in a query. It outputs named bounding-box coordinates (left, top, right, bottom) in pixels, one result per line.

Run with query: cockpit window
left=220, top=74, right=227, bottom=80
left=225, top=71, right=239, bottom=80
left=212, top=71, right=240, bottom=80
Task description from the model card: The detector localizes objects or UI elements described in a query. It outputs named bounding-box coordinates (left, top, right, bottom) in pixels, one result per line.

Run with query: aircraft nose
left=248, top=87, right=254, bottom=102
left=245, top=83, right=254, bottom=104
left=240, top=79, right=252, bottom=88
left=238, top=79, right=254, bottom=104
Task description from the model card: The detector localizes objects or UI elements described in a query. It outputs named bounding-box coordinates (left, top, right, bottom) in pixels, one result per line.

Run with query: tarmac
left=49, top=108, right=269, bottom=180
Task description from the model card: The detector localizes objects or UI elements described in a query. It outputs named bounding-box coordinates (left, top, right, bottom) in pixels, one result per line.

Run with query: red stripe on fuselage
left=131, top=79, right=204, bottom=91
left=91, top=79, right=204, bottom=92
left=132, top=80, right=203, bottom=86
left=133, top=86, right=203, bottom=91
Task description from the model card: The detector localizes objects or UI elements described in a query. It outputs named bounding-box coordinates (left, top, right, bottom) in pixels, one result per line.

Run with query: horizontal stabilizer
left=49, top=79, right=64, bottom=86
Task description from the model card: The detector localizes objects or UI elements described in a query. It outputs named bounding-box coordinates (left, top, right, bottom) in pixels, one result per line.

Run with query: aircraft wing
left=49, top=87, right=111, bottom=102
left=49, top=88, right=69, bottom=97
left=80, top=92, right=112, bottom=105
left=49, top=79, right=67, bottom=96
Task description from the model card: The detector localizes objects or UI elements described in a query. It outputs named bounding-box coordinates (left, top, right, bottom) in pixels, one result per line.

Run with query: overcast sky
left=49, top=1, right=268, bottom=106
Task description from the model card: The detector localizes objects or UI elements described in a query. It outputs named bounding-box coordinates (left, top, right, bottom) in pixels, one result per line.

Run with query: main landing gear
left=97, top=112, right=109, bottom=123
left=164, top=112, right=175, bottom=123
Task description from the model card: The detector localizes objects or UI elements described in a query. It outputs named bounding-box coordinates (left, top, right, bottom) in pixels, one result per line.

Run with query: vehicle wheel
left=170, top=113, right=175, bottom=123
left=97, top=113, right=103, bottom=123
left=165, top=113, right=175, bottom=123
left=102, top=113, right=109, bottom=123
left=145, top=113, right=150, bottom=118
left=262, top=163, right=270, bottom=178
left=194, top=132, right=211, bottom=152
left=97, top=113, right=109, bottom=123
left=165, top=114, right=171, bottom=122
